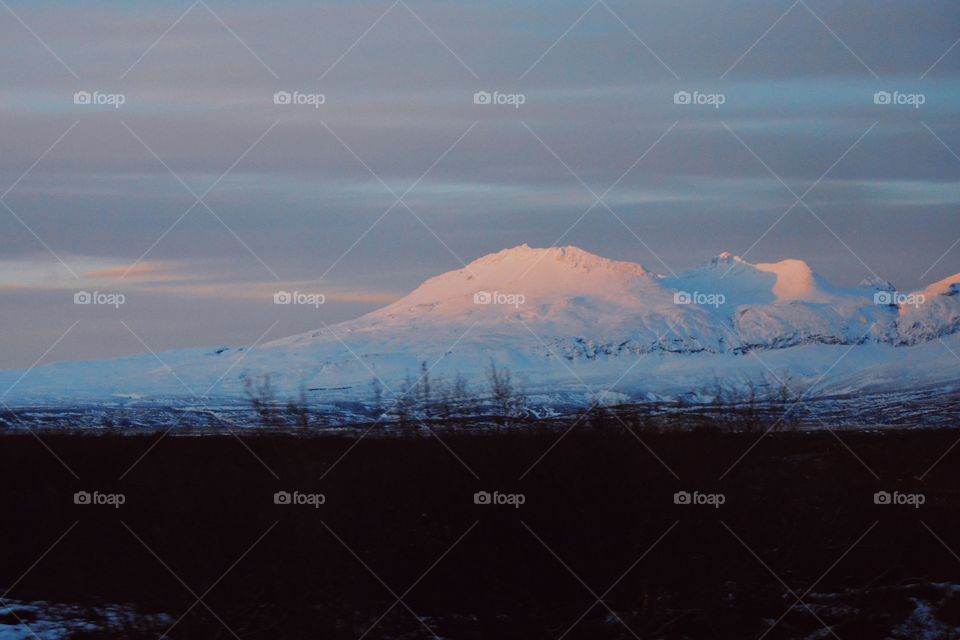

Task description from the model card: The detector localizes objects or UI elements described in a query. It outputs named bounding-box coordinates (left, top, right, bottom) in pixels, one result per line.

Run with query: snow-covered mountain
left=2, top=245, right=959, bottom=410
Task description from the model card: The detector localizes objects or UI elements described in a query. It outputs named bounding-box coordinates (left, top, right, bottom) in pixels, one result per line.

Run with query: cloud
left=0, top=0, right=958, bottom=366
left=0, top=254, right=399, bottom=307
left=82, top=261, right=192, bottom=282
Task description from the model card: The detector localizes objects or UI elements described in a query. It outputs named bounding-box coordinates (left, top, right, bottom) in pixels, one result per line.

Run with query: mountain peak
left=919, top=272, right=960, bottom=297
left=699, top=252, right=750, bottom=271
left=858, top=276, right=895, bottom=291
left=468, top=244, right=643, bottom=274
left=711, top=251, right=742, bottom=264
left=370, top=245, right=654, bottom=318
left=753, top=258, right=827, bottom=301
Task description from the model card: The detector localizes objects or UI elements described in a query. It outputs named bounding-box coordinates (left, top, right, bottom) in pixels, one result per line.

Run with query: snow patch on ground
left=0, top=599, right=171, bottom=639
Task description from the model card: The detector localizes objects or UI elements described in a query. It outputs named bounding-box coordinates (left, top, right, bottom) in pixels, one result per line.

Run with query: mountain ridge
left=1, top=245, right=959, bottom=409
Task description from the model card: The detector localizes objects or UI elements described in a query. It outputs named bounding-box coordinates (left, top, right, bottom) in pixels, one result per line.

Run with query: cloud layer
left=1, top=0, right=958, bottom=366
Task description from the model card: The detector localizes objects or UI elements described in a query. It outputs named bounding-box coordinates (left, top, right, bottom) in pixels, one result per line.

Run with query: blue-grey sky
left=1, top=0, right=959, bottom=367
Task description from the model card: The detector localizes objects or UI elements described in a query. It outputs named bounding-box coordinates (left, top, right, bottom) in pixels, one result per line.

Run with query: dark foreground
left=2, top=426, right=960, bottom=639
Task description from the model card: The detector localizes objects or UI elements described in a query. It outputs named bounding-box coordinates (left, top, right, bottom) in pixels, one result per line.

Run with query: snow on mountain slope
left=273, top=245, right=720, bottom=354
left=898, top=274, right=960, bottom=345
left=755, top=258, right=837, bottom=302
left=1, top=245, right=959, bottom=408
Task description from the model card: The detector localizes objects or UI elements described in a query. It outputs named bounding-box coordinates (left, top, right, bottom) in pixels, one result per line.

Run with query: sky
left=1, top=0, right=959, bottom=367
